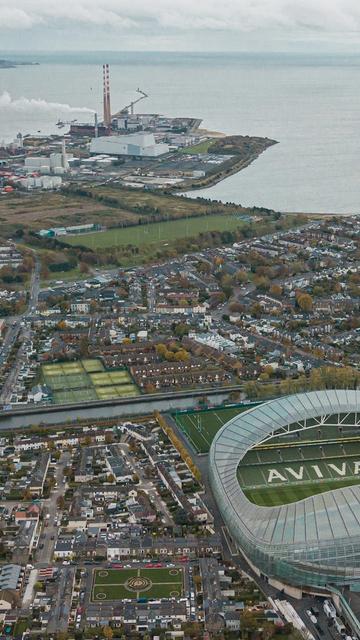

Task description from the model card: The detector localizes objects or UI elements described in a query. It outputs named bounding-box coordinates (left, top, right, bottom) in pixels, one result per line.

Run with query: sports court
left=41, top=359, right=139, bottom=404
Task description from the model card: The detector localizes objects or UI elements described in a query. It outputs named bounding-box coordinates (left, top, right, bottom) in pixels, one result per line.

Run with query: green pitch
left=239, top=421, right=360, bottom=506
left=173, top=404, right=260, bottom=453
left=91, top=567, right=184, bottom=602
left=64, top=214, right=244, bottom=250
left=243, top=478, right=360, bottom=507
left=41, top=360, right=138, bottom=404
left=81, top=358, right=105, bottom=373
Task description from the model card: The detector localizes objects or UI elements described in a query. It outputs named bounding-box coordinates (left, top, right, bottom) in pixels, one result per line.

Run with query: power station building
left=209, top=390, right=360, bottom=597
left=90, top=133, right=169, bottom=158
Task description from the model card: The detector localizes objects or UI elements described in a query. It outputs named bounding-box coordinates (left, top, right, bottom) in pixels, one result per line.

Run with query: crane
left=56, top=118, right=77, bottom=128
left=114, top=89, right=149, bottom=117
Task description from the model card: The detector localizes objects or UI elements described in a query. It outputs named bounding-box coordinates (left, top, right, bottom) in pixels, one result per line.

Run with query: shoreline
left=177, top=138, right=278, bottom=194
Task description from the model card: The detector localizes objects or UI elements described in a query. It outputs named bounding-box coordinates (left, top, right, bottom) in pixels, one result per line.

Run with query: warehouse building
left=90, top=133, right=169, bottom=157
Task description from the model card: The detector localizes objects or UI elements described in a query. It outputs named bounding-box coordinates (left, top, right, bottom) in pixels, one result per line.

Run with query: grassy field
left=239, top=423, right=360, bottom=506
left=179, top=139, right=217, bottom=154
left=173, top=404, right=259, bottom=454
left=243, top=478, right=360, bottom=507
left=0, top=192, right=120, bottom=236
left=41, top=359, right=138, bottom=404
left=92, top=567, right=183, bottom=602
left=64, top=214, right=245, bottom=250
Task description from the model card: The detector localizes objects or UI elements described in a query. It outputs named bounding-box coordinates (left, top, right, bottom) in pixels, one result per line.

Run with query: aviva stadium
left=209, top=389, right=360, bottom=595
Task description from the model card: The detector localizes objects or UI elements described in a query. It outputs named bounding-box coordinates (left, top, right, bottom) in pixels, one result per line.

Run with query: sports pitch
left=41, top=359, right=139, bottom=404
left=64, top=214, right=244, bottom=250
left=91, top=568, right=184, bottom=602
left=173, top=404, right=260, bottom=454
left=239, top=422, right=360, bottom=506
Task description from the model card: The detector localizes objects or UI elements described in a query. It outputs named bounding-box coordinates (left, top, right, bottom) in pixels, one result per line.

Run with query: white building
left=90, top=133, right=169, bottom=157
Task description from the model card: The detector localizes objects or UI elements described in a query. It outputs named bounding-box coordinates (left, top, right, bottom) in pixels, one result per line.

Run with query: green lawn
left=92, top=568, right=183, bottom=602
left=173, top=404, right=260, bottom=454
left=178, top=139, right=216, bottom=154
left=63, top=214, right=244, bottom=250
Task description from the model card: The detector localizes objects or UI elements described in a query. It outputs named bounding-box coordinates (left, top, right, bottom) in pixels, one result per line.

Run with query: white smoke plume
left=0, top=91, right=95, bottom=115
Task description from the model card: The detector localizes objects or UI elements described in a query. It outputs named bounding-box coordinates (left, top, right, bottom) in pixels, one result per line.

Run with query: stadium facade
left=209, top=390, right=360, bottom=596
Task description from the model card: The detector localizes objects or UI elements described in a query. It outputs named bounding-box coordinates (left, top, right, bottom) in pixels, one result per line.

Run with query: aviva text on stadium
left=209, top=390, right=360, bottom=597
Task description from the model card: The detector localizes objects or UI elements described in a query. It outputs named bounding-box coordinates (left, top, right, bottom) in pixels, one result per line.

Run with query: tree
left=235, top=269, right=248, bottom=284
left=79, top=336, right=89, bottom=357
left=174, top=349, right=189, bottom=362
left=253, top=275, right=270, bottom=291
left=296, top=291, right=313, bottom=312
left=57, top=495, right=65, bottom=510
left=228, top=301, right=243, bottom=313
left=33, top=581, right=42, bottom=593
left=79, top=261, right=89, bottom=274
left=174, top=322, right=189, bottom=338
left=241, top=610, right=259, bottom=637
left=102, top=626, right=113, bottom=640
left=269, top=283, right=282, bottom=297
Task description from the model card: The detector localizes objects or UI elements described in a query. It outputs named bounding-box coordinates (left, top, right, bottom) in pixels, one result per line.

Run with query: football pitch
left=239, top=425, right=360, bottom=506
left=173, top=404, right=260, bottom=453
left=91, top=568, right=184, bottom=602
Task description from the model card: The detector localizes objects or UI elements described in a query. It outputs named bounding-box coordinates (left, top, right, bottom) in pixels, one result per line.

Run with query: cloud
left=0, top=91, right=95, bottom=115
left=1, top=0, right=360, bottom=33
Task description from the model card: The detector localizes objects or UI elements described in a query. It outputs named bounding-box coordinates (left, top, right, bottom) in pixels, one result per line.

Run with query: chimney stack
left=103, top=64, right=111, bottom=128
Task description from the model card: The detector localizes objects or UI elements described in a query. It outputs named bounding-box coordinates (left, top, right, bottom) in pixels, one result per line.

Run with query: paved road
left=0, top=253, right=41, bottom=403
left=47, top=566, right=75, bottom=635
left=118, top=441, right=174, bottom=526
left=35, top=451, right=70, bottom=566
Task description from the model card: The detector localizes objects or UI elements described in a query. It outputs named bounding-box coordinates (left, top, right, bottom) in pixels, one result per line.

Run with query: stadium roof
left=209, top=389, right=360, bottom=587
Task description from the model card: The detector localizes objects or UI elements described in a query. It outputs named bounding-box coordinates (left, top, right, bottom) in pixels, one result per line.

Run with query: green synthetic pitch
left=173, top=404, right=259, bottom=454
left=41, top=359, right=138, bottom=404
left=91, top=567, right=183, bottom=602
left=81, top=358, right=105, bottom=373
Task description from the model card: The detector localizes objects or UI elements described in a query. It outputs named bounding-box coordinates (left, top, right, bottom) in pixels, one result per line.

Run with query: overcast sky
left=1, top=0, right=360, bottom=52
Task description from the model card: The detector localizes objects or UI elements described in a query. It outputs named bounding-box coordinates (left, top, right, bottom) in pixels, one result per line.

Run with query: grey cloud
left=1, top=0, right=360, bottom=33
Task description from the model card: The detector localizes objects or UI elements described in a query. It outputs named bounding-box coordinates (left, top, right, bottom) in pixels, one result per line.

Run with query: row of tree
left=155, top=412, right=202, bottom=483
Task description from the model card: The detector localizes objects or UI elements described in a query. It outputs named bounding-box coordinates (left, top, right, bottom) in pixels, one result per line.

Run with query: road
left=35, top=450, right=70, bottom=565
left=118, top=441, right=174, bottom=526
left=0, top=253, right=41, bottom=404
left=46, top=566, right=75, bottom=635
